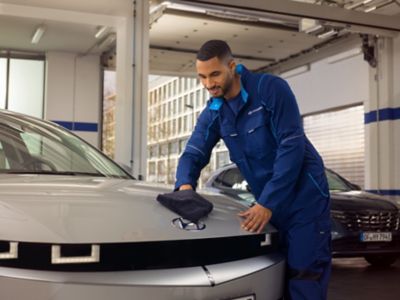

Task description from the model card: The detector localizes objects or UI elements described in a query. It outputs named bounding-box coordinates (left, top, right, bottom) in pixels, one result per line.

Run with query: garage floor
left=329, top=258, right=400, bottom=299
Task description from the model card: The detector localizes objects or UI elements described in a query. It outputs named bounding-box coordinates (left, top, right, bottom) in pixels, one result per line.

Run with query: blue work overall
left=175, top=64, right=332, bottom=300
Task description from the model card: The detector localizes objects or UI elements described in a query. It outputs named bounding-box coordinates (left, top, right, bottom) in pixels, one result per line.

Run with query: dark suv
left=204, top=164, right=400, bottom=267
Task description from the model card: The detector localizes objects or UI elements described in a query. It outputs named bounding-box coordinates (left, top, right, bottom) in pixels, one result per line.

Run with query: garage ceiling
left=0, top=14, right=105, bottom=54
left=149, top=0, right=400, bottom=75
left=0, top=0, right=399, bottom=75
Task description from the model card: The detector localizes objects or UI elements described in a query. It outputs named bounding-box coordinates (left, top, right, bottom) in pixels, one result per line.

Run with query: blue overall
left=175, top=65, right=331, bottom=299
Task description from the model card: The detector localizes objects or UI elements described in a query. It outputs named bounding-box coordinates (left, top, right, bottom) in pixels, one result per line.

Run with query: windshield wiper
left=0, top=170, right=106, bottom=177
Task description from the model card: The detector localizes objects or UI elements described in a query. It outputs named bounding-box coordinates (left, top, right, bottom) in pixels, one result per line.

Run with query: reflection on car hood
left=331, top=190, right=399, bottom=211
left=0, top=175, right=275, bottom=244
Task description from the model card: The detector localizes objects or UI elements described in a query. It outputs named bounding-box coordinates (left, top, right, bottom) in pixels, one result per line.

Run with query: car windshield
left=325, top=169, right=352, bottom=192
left=0, top=112, right=130, bottom=179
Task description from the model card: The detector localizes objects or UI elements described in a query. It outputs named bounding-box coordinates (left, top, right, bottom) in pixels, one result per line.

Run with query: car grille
left=332, top=210, right=400, bottom=232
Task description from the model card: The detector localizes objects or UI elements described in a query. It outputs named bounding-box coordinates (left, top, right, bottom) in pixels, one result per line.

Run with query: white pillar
left=114, top=0, right=149, bottom=180
left=365, top=36, right=400, bottom=196
left=132, top=0, right=150, bottom=180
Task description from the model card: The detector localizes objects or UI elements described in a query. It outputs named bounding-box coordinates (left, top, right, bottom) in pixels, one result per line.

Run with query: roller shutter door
left=303, top=105, right=364, bottom=187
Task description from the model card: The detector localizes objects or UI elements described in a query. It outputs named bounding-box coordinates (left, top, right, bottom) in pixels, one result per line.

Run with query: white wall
left=45, top=52, right=101, bottom=147
left=286, top=51, right=369, bottom=115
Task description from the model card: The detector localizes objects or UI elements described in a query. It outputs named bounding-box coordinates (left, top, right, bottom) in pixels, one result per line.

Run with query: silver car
left=0, top=109, right=285, bottom=300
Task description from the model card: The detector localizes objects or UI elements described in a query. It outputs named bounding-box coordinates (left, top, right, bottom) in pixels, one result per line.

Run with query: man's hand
left=179, top=184, right=193, bottom=191
left=238, top=204, right=272, bottom=233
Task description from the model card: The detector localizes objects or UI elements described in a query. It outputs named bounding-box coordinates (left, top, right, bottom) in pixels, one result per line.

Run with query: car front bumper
left=0, top=254, right=285, bottom=300
left=332, top=232, right=400, bottom=257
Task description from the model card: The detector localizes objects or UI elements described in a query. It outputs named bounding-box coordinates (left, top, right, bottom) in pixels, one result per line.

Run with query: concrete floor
left=329, top=257, right=400, bottom=299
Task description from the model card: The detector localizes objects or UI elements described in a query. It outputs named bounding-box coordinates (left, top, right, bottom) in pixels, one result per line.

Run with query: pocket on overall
left=220, top=125, right=241, bottom=163
left=243, top=108, right=276, bottom=159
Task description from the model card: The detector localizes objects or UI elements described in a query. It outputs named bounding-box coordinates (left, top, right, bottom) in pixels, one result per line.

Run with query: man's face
left=196, top=57, right=235, bottom=98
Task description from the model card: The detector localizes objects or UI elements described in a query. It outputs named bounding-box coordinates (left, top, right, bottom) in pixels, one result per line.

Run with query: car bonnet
left=0, top=175, right=276, bottom=244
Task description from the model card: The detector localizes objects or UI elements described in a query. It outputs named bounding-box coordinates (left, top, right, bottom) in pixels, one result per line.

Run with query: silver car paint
left=0, top=175, right=277, bottom=244
left=0, top=256, right=284, bottom=300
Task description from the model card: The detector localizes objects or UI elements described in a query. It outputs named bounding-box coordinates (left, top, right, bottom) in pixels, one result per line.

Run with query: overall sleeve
left=174, top=108, right=220, bottom=190
left=257, top=78, right=305, bottom=214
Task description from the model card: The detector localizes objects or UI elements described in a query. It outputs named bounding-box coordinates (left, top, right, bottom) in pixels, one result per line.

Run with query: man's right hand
left=179, top=184, right=193, bottom=191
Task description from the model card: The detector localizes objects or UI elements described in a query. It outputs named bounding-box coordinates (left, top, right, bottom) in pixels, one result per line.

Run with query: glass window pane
left=8, top=59, right=44, bottom=118
left=0, top=58, right=6, bottom=109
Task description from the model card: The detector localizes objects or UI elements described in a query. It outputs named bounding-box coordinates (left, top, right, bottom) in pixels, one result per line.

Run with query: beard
left=207, top=73, right=234, bottom=98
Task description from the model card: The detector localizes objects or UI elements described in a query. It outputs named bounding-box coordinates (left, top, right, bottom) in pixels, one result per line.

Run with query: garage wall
left=45, top=52, right=101, bottom=147
left=286, top=51, right=369, bottom=115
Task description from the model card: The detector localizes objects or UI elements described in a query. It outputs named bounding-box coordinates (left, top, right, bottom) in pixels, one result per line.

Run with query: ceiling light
left=300, top=18, right=323, bottom=34
left=364, top=6, right=377, bottom=12
left=345, top=0, right=374, bottom=9
left=97, top=33, right=116, bottom=50
left=317, top=29, right=337, bottom=39
left=95, top=26, right=108, bottom=39
left=326, top=48, right=362, bottom=64
left=281, top=65, right=310, bottom=79
left=31, top=25, right=46, bottom=44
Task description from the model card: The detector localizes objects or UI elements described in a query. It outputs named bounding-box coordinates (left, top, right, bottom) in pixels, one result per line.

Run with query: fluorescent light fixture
left=281, top=65, right=310, bottom=79
left=95, top=26, right=108, bottom=39
left=364, top=6, right=377, bottom=12
left=317, top=29, right=337, bottom=39
left=326, top=47, right=362, bottom=64
left=31, top=25, right=46, bottom=44
left=345, top=0, right=374, bottom=9
left=97, top=33, right=116, bottom=50
left=300, top=18, right=323, bottom=34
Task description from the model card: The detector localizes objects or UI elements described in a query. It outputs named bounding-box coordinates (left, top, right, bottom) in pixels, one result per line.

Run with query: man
left=175, top=40, right=331, bottom=300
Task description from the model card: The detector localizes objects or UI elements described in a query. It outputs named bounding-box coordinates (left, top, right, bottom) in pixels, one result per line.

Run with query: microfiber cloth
left=156, top=190, right=213, bottom=223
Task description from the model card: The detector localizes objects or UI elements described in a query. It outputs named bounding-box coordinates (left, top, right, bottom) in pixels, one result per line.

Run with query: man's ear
left=228, top=59, right=236, bottom=73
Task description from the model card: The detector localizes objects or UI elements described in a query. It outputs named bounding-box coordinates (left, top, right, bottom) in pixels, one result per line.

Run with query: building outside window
left=147, top=75, right=225, bottom=186
left=0, top=52, right=45, bottom=118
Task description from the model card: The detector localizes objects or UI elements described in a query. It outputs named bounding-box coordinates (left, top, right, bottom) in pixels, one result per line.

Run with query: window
left=216, top=151, right=230, bottom=168
left=0, top=56, right=45, bottom=118
left=169, top=141, right=179, bottom=155
left=102, top=70, right=116, bottom=159
left=167, top=159, right=177, bottom=184
left=148, top=162, right=156, bottom=176
left=179, top=139, right=187, bottom=152
left=0, top=58, right=6, bottom=109
left=161, top=144, right=168, bottom=156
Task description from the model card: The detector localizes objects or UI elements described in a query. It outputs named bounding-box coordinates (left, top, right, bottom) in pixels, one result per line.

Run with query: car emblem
left=172, top=217, right=206, bottom=231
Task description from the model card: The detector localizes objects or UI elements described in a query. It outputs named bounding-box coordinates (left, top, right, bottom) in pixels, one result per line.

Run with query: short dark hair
left=196, top=40, right=233, bottom=62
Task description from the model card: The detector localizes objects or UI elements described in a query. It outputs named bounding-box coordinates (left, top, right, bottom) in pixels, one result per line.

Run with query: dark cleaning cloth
left=156, top=190, right=213, bottom=222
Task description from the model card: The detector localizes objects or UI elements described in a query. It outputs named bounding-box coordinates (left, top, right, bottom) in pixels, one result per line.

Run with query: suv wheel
left=364, top=254, right=398, bottom=267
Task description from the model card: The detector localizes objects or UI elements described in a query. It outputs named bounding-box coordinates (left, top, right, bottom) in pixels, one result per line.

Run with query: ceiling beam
left=150, top=45, right=276, bottom=62
left=178, top=0, right=400, bottom=32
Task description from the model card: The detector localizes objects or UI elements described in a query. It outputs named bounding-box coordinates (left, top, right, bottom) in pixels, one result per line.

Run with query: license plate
left=360, top=232, right=392, bottom=242
left=229, top=295, right=255, bottom=300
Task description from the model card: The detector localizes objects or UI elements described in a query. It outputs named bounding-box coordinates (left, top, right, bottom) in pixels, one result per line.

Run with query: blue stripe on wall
left=52, top=121, right=98, bottom=132
left=366, top=189, right=400, bottom=196
left=364, top=107, right=400, bottom=124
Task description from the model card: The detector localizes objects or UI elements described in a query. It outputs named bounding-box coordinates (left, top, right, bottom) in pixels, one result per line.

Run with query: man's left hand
left=238, top=204, right=272, bottom=233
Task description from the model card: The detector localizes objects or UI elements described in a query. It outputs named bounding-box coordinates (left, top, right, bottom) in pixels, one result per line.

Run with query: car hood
left=0, top=175, right=275, bottom=244
left=331, top=190, right=399, bottom=211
